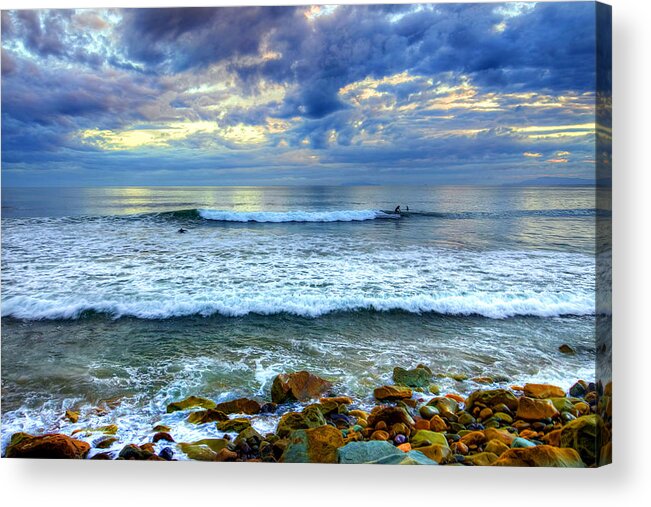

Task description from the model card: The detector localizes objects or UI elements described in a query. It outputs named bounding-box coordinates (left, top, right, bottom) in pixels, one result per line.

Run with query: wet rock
left=465, top=389, right=518, bottom=413
left=152, top=432, right=175, bottom=443
left=371, top=450, right=438, bottom=465
left=64, top=410, right=79, bottom=423
left=260, top=402, right=278, bottom=414
left=511, top=437, right=537, bottom=448
left=419, top=405, right=439, bottom=420
left=337, top=440, right=403, bottom=464
left=569, top=380, right=589, bottom=398
left=426, top=397, right=459, bottom=416
left=417, top=444, right=452, bottom=463
left=6, top=432, right=90, bottom=459
left=191, top=438, right=228, bottom=453
left=373, top=385, right=413, bottom=401
left=217, top=418, right=252, bottom=433
left=367, top=406, right=415, bottom=428
left=370, top=430, right=390, bottom=441
left=471, top=377, right=494, bottom=384
left=159, top=447, right=174, bottom=461
left=153, top=424, right=171, bottom=432
left=214, top=398, right=261, bottom=415
left=186, top=409, right=229, bottom=425
left=93, top=436, right=118, bottom=449
left=276, top=407, right=327, bottom=438
left=166, top=396, right=216, bottom=413
left=559, top=344, right=576, bottom=354
left=234, top=426, right=264, bottom=447
left=410, top=430, right=448, bottom=448
left=560, top=414, right=605, bottom=466
left=179, top=443, right=235, bottom=462
left=523, top=383, right=565, bottom=399
left=118, top=444, right=158, bottom=460
left=90, top=452, right=113, bottom=460
left=493, top=445, right=584, bottom=467
left=459, top=431, right=486, bottom=447
left=71, top=424, right=118, bottom=436
left=271, top=371, right=333, bottom=404
left=320, top=396, right=353, bottom=405
left=392, top=366, right=431, bottom=389
left=464, top=452, right=499, bottom=466
left=483, top=427, right=516, bottom=446
left=485, top=439, right=510, bottom=456
left=281, top=425, right=345, bottom=463
left=516, top=397, right=560, bottom=421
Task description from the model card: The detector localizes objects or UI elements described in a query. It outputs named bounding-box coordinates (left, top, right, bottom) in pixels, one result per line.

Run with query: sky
left=1, top=2, right=610, bottom=186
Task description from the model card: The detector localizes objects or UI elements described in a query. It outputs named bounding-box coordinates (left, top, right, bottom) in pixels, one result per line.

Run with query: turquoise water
left=1, top=185, right=606, bottom=457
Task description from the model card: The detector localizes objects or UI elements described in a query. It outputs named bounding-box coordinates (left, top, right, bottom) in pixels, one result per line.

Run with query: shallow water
left=1, top=185, right=607, bottom=457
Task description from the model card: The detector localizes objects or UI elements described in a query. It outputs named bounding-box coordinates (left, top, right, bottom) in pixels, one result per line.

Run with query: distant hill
left=507, top=176, right=611, bottom=187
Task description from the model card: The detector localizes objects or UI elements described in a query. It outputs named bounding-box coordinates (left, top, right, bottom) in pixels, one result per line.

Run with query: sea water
left=0, top=185, right=609, bottom=457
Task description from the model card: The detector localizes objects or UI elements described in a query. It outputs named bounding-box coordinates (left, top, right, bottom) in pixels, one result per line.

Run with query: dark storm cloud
left=1, top=3, right=604, bottom=186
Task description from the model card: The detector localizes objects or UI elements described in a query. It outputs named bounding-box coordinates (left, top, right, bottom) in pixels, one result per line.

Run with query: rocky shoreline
left=3, top=365, right=612, bottom=466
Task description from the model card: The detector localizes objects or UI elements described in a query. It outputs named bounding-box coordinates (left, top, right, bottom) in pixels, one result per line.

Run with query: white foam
left=1, top=292, right=595, bottom=320
left=198, top=209, right=395, bottom=222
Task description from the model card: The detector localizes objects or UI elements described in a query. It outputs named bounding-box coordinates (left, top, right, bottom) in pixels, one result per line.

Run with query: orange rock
left=375, top=421, right=388, bottom=431
left=519, top=429, right=538, bottom=440
left=479, top=407, right=493, bottom=420
left=459, top=431, right=486, bottom=447
left=414, top=419, right=430, bottom=431
left=5, top=433, right=90, bottom=459
left=371, top=430, right=390, bottom=441
left=541, top=429, right=562, bottom=447
left=511, top=385, right=524, bottom=391
left=320, top=396, right=353, bottom=405
left=397, top=443, right=412, bottom=452
left=523, top=383, right=565, bottom=399
left=516, top=397, right=560, bottom=421
left=450, top=442, right=469, bottom=455
left=373, top=385, right=413, bottom=401
left=445, top=393, right=465, bottom=403
left=483, top=428, right=516, bottom=446
left=270, top=371, right=333, bottom=404
left=493, top=445, right=584, bottom=467
left=471, top=377, right=494, bottom=384
left=429, top=415, right=448, bottom=432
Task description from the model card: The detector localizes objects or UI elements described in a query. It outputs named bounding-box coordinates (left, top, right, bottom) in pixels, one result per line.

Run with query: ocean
left=0, top=185, right=608, bottom=457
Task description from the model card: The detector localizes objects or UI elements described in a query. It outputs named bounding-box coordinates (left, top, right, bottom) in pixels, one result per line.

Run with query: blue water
left=1, top=185, right=607, bottom=457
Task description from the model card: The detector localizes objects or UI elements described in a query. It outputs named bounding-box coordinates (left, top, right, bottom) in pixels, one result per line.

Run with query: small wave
left=1, top=293, right=595, bottom=321
left=197, top=209, right=397, bottom=223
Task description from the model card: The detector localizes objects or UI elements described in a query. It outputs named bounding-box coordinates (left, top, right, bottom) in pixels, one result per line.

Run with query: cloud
left=1, top=3, right=604, bottom=186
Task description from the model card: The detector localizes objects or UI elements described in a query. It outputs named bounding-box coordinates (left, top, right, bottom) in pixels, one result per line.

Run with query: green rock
left=371, top=450, right=438, bottom=465
left=465, top=389, right=519, bottom=412
left=419, top=405, right=440, bottom=419
left=217, top=418, right=252, bottom=433
left=186, top=409, right=229, bottom=424
left=392, top=366, right=431, bottom=388
left=428, top=384, right=441, bottom=395
left=492, top=412, right=513, bottom=424
left=191, top=438, right=228, bottom=453
left=337, top=440, right=402, bottom=464
left=449, top=373, right=468, bottom=382
left=234, top=426, right=263, bottom=447
left=166, top=396, right=216, bottom=413
left=457, top=412, right=476, bottom=426
left=280, top=425, right=344, bottom=463
left=427, top=397, right=459, bottom=415
left=179, top=443, right=220, bottom=461
left=550, top=397, right=578, bottom=416
left=410, top=430, right=449, bottom=448
left=560, top=414, right=604, bottom=466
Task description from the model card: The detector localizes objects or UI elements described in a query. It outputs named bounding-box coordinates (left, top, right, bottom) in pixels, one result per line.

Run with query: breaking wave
left=2, top=292, right=595, bottom=321
left=196, top=209, right=397, bottom=222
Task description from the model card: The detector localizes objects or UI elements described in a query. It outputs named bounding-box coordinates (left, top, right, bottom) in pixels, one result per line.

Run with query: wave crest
left=197, top=209, right=396, bottom=222
left=1, top=293, right=595, bottom=321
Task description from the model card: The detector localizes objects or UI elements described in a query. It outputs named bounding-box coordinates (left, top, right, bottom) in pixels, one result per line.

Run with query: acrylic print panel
left=0, top=2, right=611, bottom=466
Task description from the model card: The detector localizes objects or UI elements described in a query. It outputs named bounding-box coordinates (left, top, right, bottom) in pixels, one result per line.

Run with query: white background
left=0, top=1, right=648, bottom=505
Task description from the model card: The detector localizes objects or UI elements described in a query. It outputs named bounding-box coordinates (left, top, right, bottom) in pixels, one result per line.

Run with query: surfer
left=394, top=205, right=401, bottom=214
left=178, top=228, right=187, bottom=234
